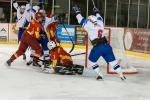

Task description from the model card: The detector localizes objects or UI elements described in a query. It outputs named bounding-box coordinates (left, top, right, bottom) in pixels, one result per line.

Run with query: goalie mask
left=47, top=41, right=57, bottom=50
left=88, top=15, right=97, bottom=24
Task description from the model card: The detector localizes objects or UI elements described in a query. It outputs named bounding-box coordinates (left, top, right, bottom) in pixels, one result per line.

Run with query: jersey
left=50, top=46, right=73, bottom=68
left=13, top=2, right=31, bottom=28
left=26, top=19, right=42, bottom=39
left=76, top=13, right=116, bottom=63
left=31, top=6, right=40, bottom=19
left=46, top=22, right=59, bottom=41
left=76, top=14, right=106, bottom=41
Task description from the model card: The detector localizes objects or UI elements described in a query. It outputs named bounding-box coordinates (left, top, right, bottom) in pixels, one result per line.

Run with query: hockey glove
left=93, top=7, right=100, bottom=14
left=25, top=0, right=30, bottom=3
left=72, top=5, right=81, bottom=15
left=13, top=0, right=16, bottom=3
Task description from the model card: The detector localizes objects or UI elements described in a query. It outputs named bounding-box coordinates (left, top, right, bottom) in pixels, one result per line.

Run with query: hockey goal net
left=85, top=27, right=138, bottom=74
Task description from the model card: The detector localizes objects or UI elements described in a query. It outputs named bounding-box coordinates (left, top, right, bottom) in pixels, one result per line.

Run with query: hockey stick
left=71, top=52, right=86, bottom=56
left=62, top=24, right=75, bottom=53
left=91, top=0, right=96, bottom=8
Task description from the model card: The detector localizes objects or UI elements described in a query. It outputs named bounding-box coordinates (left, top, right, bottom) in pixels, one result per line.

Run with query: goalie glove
left=93, top=7, right=100, bottom=14
left=72, top=5, right=81, bottom=15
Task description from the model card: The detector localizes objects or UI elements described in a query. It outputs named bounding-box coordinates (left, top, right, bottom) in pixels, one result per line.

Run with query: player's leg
left=26, top=48, right=35, bottom=66
left=89, top=45, right=103, bottom=80
left=102, top=44, right=126, bottom=80
left=73, top=64, right=84, bottom=75
left=6, top=34, right=28, bottom=66
left=26, top=34, right=42, bottom=67
left=40, top=36, right=51, bottom=67
left=18, top=29, right=26, bottom=60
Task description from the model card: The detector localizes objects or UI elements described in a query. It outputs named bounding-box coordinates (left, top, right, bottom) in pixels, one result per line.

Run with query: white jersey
left=43, top=17, right=54, bottom=32
left=43, top=16, right=58, bottom=32
left=76, top=14, right=106, bottom=41
left=31, top=6, right=40, bottom=19
left=13, top=2, right=31, bottom=28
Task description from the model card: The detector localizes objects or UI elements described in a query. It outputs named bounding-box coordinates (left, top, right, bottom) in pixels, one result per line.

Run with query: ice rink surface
left=0, top=44, right=150, bottom=100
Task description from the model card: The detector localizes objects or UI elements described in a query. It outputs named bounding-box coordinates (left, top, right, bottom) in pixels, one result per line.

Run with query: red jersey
left=46, top=22, right=59, bottom=41
left=50, top=46, right=73, bottom=67
left=26, top=19, right=42, bottom=39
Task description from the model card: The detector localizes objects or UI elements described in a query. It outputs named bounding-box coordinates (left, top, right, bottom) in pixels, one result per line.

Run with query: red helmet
left=35, top=12, right=44, bottom=20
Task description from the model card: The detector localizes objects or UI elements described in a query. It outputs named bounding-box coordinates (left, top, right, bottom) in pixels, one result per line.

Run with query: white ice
left=0, top=44, right=150, bottom=100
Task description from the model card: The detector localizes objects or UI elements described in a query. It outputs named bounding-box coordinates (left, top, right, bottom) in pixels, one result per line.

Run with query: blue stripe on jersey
left=32, top=8, right=36, bottom=13
left=97, top=16, right=103, bottom=21
left=80, top=18, right=87, bottom=26
left=24, top=20, right=29, bottom=27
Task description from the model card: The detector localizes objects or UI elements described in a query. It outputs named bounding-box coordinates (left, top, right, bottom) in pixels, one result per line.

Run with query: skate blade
left=96, top=76, right=104, bottom=81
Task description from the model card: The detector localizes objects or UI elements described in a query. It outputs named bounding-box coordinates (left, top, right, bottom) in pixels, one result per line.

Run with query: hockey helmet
left=39, top=9, right=46, bottom=17
left=35, top=12, right=44, bottom=20
left=39, top=9, right=46, bottom=14
left=88, top=15, right=97, bottom=24
left=47, top=41, right=57, bottom=50
left=32, top=6, right=40, bottom=13
left=21, top=5, right=26, bottom=9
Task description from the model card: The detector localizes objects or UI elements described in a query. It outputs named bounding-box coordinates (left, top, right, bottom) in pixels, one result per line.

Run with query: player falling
left=72, top=5, right=126, bottom=80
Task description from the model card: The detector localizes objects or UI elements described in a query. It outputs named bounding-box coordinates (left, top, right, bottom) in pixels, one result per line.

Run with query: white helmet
left=21, top=5, right=26, bottom=9
left=88, top=15, right=97, bottom=23
left=39, top=9, right=46, bottom=14
left=47, top=41, right=57, bottom=50
left=39, top=9, right=46, bottom=16
left=32, top=6, right=40, bottom=13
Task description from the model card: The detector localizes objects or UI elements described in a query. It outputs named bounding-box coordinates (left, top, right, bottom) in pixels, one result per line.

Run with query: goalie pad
left=54, top=64, right=84, bottom=75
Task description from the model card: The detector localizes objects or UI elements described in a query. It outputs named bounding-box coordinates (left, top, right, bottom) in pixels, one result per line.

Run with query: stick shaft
left=92, top=0, right=96, bottom=7
left=71, top=52, right=86, bottom=56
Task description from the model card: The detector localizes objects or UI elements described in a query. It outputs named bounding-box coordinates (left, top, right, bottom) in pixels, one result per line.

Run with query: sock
left=109, top=60, right=123, bottom=77
left=10, top=54, right=17, bottom=61
left=92, top=64, right=103, bottom=77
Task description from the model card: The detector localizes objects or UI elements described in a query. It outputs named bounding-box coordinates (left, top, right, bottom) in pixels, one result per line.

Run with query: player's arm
left=50, top=52, right=59, bottom=68
left=13, top=0, right=20, bottom=10
left=72, top=5, right=87, bottom=26
left=93, top=7, right=103, bottom=22
left=35, top=24, right=42, bottom=39
left=24, top=0, right=31, bottom=12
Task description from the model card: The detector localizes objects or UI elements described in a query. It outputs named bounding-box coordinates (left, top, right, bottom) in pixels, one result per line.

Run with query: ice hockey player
left=47, top=41, right=84, bottom=75
left=6, top=12, right=44, bottom=67
left=72, top=5, right=126, bottom=80
left=26, top=9, right=50, bottom=66
left=46, top=15, right=60, bottom=43
left=31, top=5, right=40, bottom=19
left=26, top=10, right=58, bottom=67
left=13, top=0, right=31, bottom=60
